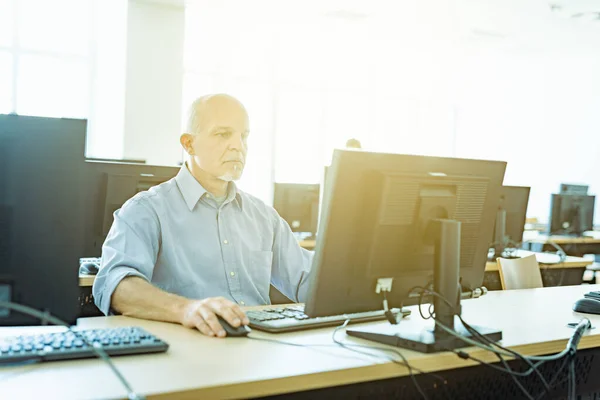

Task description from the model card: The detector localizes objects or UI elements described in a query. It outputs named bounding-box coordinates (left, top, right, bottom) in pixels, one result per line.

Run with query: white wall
left=86, top=0, right=128, bottom=160
left=122, top=0, right=185, bottom=166
left=114, top=0, right=600, bottom=222
left=452, top=11, right=600, bottom=222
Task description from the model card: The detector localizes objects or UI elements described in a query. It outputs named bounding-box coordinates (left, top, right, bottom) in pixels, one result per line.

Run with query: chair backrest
left=496, top=255, right=543, bottom=290
left=269, top=285, right=294, bottom=304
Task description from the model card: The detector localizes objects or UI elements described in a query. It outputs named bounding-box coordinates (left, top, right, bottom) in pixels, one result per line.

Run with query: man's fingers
left=217, top=308, right=241, bottom=327
left=212, top=298, right=249, bottom=326
left=194, top=317, right=215, bottom=337
left=200, top=309, right=226, bottom=338
left=231, top=305, right=249, bottom=325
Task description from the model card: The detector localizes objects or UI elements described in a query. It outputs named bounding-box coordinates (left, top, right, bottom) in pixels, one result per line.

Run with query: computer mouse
left=79, top=262, right=99, bottom=275
left=573, top=298, right=600, bottom=315
left=217, top=316, right=251, bottom=337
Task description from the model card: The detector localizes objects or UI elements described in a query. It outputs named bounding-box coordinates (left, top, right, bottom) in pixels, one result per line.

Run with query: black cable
left=569, top=357, right=576, bottom=400
left=332, top=321, right=431, bottom=400
left=381, top=291, right=398, bottom=324
left=540, top=241, right=568, bottom=286
left=404, top=286, right=540, bottom=398
left=246, top=334, right=449, bottom=385
left=457, top=315, right=550, bottom=391
left=412, top=287, right=537, bottom=400
left=535, top=354, right=572, bottom=400
left=377, top=284, right=585, bottom=399
left=492, top=344, right=535, bottom=400
left=454, top=350, right=545, bottom=378
left=421, top=287, right=590, bottom=400
left=0, top=302, right=145, bottom=400
left=457, top=323, right=538, bottom=400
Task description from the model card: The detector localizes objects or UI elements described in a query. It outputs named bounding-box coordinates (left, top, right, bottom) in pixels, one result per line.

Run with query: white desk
left=2, top=285, right=600, bottom=399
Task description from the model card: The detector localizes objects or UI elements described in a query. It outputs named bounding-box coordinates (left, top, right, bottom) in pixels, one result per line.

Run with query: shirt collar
left=175, top=164, right=243, bottom=211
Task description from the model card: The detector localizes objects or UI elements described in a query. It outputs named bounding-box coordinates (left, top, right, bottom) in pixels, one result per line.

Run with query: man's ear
left=180, top=133, right=195, bottom=155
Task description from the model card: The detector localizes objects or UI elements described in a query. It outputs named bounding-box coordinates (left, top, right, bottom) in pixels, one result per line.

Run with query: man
left=93, top=94, right=313, bottom=338
left=345, top=138, right=362, bottom=149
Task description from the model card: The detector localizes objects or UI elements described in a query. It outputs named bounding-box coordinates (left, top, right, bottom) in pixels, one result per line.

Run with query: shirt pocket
left=249, top=250, right=273, bottom=293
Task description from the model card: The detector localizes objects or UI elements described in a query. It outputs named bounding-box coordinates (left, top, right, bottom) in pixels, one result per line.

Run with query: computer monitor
left=549, top=194, right=595, bottom=236
left=305, top=149, right=506, bottom=352
left=491, top=186, right=530, bottom=256
left=560, top=183, right=588, bottom=195
left=82, top=161, right=179, bottom=256
left=0, top=114, right=87, bottom=326
left=273, top=183, right=320, bottom=238
left=317, top=166, right=332, bottom=236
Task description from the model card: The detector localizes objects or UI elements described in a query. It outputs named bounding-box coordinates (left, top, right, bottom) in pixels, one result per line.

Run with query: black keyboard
left=0, top=327, right=168, bottom=364
left=247, top=305, right=411, bottom=333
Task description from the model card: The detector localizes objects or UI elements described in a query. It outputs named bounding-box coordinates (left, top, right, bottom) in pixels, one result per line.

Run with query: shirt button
left=223, top=239, right=228, bottom=244
left=230, top=271, right=235, bottom=277
left=240, top=301, right=245, bottom=306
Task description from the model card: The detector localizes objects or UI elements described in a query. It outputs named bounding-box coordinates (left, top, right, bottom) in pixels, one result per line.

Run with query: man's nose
left=228, top=132, right=246, bottom=152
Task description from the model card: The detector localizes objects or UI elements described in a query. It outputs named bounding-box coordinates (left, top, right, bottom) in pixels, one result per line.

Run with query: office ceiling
left=177, top=0, right=600, bottom=56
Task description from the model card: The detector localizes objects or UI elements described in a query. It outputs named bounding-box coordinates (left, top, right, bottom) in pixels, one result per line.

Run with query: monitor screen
left=497, top=185, right=530, bottom=244
left=549, top=194, right=595, bottom=235
left=82, top=161, right=179, bottom=257
left=0, top=114, right=87, bottom=325
left=273, top=183, right=320, bottom=236
left=305, top=150, right=506, bottom=316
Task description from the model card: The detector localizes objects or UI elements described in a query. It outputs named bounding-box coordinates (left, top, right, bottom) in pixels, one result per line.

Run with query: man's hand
left=180, top=297, right=250, bottom=338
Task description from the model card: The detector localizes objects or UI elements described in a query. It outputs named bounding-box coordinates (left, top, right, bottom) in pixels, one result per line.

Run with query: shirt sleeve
left=269, top=211, right=314, bottom=303
left=92, top=197, right=160, bottom=315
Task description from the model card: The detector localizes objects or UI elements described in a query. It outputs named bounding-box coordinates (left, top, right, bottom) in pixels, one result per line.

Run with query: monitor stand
left=487, top=208, right=520, bottom=260
left=346, top=219, right=502, bottom=353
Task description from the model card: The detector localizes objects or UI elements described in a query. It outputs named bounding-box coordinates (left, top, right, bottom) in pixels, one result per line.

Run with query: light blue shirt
left=93, top=164, right=314, bottom=315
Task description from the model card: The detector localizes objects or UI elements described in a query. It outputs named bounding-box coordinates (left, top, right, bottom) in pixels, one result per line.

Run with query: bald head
left=186, top=94, right=248, bottom=135
left=180, top=93, right=250, bottom=184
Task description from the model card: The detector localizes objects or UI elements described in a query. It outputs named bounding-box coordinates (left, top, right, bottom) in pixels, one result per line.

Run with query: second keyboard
left=247, top=305, right=411, bottom=333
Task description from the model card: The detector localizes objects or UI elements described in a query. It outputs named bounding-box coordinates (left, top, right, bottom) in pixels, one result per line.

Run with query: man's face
left=188, top=98, right=249, bottom=181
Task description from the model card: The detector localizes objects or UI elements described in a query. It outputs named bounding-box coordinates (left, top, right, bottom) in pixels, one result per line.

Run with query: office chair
left=497, top=255, right=543, bottom=290
left=269, top=285, right=294, bottom=305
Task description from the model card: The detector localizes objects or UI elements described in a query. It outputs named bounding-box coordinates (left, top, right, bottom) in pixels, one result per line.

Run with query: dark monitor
left=0, top=114, right=87, bottom=326
left=85, top=157, right=147, bottom=164
left=305, top=149, right=506, bottom=352
left=549, top=194, right=595, bottom=236
left=560, top=183, right=588, bottom=195
left=83, top=161, right=179, bottom=256
left=273, top=183, right=320, bottom=237
left=491, top=186, right=530, bottom=255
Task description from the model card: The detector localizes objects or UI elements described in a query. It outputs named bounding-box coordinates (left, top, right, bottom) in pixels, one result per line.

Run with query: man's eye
left=217, top=131, right=231, bottom=137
